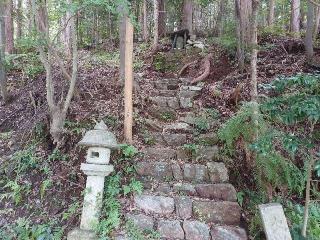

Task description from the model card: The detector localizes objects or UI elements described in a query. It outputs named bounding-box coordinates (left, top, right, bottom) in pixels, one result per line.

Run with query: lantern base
left=67, top=228, right=97, bottom=240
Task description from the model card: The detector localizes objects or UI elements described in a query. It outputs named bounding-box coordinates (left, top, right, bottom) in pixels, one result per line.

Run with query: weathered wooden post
left=67, top=121, right=118, bottom=240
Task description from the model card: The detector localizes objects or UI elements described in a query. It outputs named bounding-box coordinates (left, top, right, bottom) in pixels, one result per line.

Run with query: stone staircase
left=116, top=78, right=247, bottom=240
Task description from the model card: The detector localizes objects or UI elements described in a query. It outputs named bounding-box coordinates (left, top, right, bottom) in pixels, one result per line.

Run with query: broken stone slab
left=156, top=183, right=172, bottom=194
left=67, top=228, right=97, bottom=240
left=195, top=133, right=219, bottom=145
left=158, top=90, right=177, bottom=97
left=173, top=183, right=197, bottom=196
left=134, top=195, right=175, bottom=215
left=180, top=112, right=196, bottom=125
left=206, top=162, right=229, bottom=183
left=195, top=146, right=219, bottom=161
left=180, top=97, right=193, bottom=109
left=148, top=106, right=176, bottom=121
left=163, top=133, right=187, bottom=146
left=126, top=214, right=154, bottom=231
left=180, top=86, right=203, bottom=91
left=172, top=163, right=183, bottom=180
left=195, top=184, right=237, bottom=201
left=163, top=122, right=193, bottom=133
left=176, top=147, right=192, bottom=161
left=183, top=164, right=209, bottom=182
left=167, top=97, right=180, bottom=109
left=259, top=203, right=292, bottom=240
left=179, top=90, right=200, bottom=99
left=143, top=147, right=176, bottom=160
left=144, top=119, right=162, bottom=131
left=193, top=200, right=241, bottom=225
left=158, top=220, right=185, bottom=239
left=149, top=96, right=168, bottom=108
left=211, top=226, right=248, bottom=240
left=175, top=196, right=193, bottom=219
left=183, top=220, right=210, bottom=240
left=136, top=161, right=173, bottom=180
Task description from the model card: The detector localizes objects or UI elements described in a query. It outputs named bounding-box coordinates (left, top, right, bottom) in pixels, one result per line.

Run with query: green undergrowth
left=219, top=74, right=320, bottom=239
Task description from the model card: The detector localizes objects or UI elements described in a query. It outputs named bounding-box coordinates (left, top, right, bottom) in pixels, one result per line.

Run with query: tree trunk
left=182, top=0, right=193, bottom=33
left=305, top=0, right=314, bottom=62
left=251, top=0, right=259, bottom=102
left=291, top=0, right=300, bottom=34
left=158, top=0, right=166, bottom=38
left=0, top=2, right=8, bottom=102
left=314, top=6, right=320, bottom=37
left=124, top=16, right=134, bottom=144
left=153, top=0, right=159, bottom=49
left=4, top=0, right=14, bottom=54
left=143, top=0, right=148, bottom=41
left=16, top=0, right=23, bottom=39
left=216, top=0, right=227, bottom=36
left=64, top=2, right=72, bottom=56
left=119, top=7, right=127, bottom=83
left=268, top=0, right=275, bottom=26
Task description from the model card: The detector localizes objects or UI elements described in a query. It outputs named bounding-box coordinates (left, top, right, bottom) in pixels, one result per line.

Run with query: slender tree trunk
left=302, top=154, right=316, bottom=237
left=119, top=15, right=127, bottom=84
left=291, top=0, right=300, bottom=34
left=182, top=0, right=193, bottom=33
left=158, top=0, right=166, bottom=38
left=153, top=0, right=159, bottom=49
left=0, top=2, right=8, bottom=102
left=251, top=0, right=259, bottom=102
left=124, top=16, right=133, bottom=144
left=143, top=0, right=148, bottom=41
left=305, top=0, right=314, bottom=62
left=4, top=0, right=14, bottom=54
left=314, top=6, right=320, bottom=37
left=16, top=0, right=23, bottom=39
left=64, top=2, right=72, bottom=56
left=216, top=0, right=227, bottom=36
left=268, top=0, right=275, bottom=26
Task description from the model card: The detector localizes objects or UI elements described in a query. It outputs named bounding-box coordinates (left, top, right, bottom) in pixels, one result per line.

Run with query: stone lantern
left=67, top=121, right=118, bottom=240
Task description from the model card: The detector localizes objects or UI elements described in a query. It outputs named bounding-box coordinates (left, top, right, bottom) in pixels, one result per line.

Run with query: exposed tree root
left=191, top=53, right=213, bottom=84
left=178, top=60, right=197, bottom=76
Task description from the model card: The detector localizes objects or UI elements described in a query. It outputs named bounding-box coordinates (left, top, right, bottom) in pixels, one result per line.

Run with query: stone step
left=133, top=194, right=241, bottom=225
left=142, top=147, right=176, bottom=161
left=149, top=96, right=180, bottom=110
left=115, top=222, right=248, bottom=240
left=153, top=79, right=181, bottom=90
left=139, top=182, right=237, bottom=202
left=157, top=90, right=178, bottom=97
left=163, top=122, right=193, bottom=133
left=135, top=161, right=229, bottom=183
left=146, top=133, right=188, bottom=146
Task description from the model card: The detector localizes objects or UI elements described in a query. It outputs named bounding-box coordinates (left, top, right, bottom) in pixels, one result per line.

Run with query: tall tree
left=153, top=0, right=159, bottom=49
left=268, top=0, right=275, bottom=26
left=216, top=0, right=227, bottom=36
left=291, top=0, right=300, bottom=34
left=158, top=0, right=166, bottom=37
left=16, top=0, right=23, bottom=39
left=305, top=0, right=314, bottom=62
left=4, top=0, right=14, bottom=53
left=31, top=0, right=78, bottom=144
left=314, top=6, right=320, bottom=37
left=143, top=0, right=148, bottom=41
left=182, top=0, right=193, bottom=33
left=0, top=1, right=8, bottom=102
left=124, top=16, right=134, bottom=144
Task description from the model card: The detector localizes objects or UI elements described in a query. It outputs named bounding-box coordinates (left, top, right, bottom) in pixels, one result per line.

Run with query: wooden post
left=124, top=16, right=133, bottom=144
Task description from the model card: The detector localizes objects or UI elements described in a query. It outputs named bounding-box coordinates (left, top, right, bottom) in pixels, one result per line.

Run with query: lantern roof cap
left=78, top=121, right=118, bottom=149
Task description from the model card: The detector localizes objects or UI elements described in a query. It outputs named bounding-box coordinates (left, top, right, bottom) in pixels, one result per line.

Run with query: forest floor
left=0, top=35, right=319, bottom=239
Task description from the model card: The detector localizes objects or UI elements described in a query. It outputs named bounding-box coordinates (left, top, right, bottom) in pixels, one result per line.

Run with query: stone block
left=211, top=226, right=248, bottom=240
left=143, top=147, right=176, bottom=161
left=134, top=195, right=175, bottom=215
left=158, top=220, right=184, bottom=239
left=195, top=146, right=219, bottom=161
left=126, top=214, right=154, bottom=231
left=206, top=162, right=229, bottom=183
left=183, top=221, right=210, bottom=240
left=175, top=196, right=193, bottom=219
left=195, top=133, right=219, bottom=145
left=67, top=228, right=97, bottom=240
left=195, top=184, right=237, bottom=201
left=183, top=164, right=209, bottom=182
left=164, top=122, right=193, bottom=133
left=136, top=162, right=173, bottom=180
left=167, top=97, right=180, bottom=109
left=172, top=163, right=183, bottom=180
left=163, top=134, right=187, bottom=146
left=173, top=183, right=196, bottom=196
left=180, top=97, right=193, bottom=109
left=259, top=203, right=292, bottom=240
left=193, top=200, right=241, bottom=225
